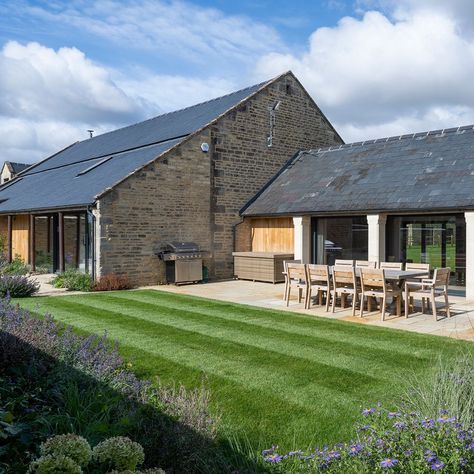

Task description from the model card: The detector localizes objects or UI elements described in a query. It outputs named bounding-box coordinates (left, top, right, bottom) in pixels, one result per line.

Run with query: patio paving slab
left=146, top=279, right=474, bottom=342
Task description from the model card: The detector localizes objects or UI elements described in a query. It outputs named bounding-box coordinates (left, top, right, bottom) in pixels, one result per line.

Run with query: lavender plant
left=0, top=274, right=39, bottom=297
left=262, top=405, right=474, bottom=472
left=0, top=297, right=218, bottom=472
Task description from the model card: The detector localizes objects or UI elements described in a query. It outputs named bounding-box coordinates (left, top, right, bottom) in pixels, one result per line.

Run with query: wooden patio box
left=232, top=252, right=294, bottom=284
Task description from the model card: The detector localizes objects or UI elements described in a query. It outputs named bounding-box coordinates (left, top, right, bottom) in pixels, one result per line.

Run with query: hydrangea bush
left=40, top=434, right=92, bottom=467
left=92, top=436, right=145, bottom=471
left=262, top=405, right=474, bottom=473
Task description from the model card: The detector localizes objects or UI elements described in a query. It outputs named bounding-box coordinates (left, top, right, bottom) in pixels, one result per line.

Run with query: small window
left=76, top=156, right=113, bottom=177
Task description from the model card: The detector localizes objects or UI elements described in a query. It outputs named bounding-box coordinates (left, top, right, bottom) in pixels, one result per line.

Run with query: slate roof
left=242, top=125, right=474, bottom=216
left=8, top=162, right=30, bottom=174
left=0, top=77, right=273, bottom=214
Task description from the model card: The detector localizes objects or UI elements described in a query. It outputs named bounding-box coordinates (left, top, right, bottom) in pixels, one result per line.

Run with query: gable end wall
left=96, top=73, right=342, bottom=285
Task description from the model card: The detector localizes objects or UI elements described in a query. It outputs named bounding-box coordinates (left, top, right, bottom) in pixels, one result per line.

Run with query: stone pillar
left=367, top=214, right=387, bottom=265
left=465, top=212, right=474, bottom=301
left=293, top=216, right=311, bottom=263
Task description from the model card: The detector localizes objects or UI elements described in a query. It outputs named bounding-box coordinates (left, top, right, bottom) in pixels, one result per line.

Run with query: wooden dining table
left=331, top=267, right=429, bottom=314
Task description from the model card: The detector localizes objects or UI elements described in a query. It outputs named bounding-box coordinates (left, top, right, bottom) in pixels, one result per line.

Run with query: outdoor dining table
left=330, top=267, right=429, bottom=314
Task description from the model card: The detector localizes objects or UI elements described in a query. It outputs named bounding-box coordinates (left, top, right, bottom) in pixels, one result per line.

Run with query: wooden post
left=47, top=216, right=51, bottom=254
left=58, top=212, right=65, bottom=272
left=29, top=214, right=36, bottom=271
left=7, top=215, right=12, bottom=263
left=75, top=215, right=80, bottom=268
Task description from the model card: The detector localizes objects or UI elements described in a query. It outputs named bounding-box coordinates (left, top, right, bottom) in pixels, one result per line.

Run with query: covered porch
left=0, top=210, right=95, bottom=275
left=235, top=211, right=473, bottom=300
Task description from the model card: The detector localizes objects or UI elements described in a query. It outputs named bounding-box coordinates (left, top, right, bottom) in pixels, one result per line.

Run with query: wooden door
left=12, top=215, right=29, bottom=261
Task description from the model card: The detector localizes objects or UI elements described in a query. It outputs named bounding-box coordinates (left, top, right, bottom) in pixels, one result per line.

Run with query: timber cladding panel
left=250, top=217, right=294, bottom=253
left=12, top=215, right=29, bottom=262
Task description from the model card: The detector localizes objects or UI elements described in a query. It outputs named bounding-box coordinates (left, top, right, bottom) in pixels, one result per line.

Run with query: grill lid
left=165, top=241, right=200, bottom=253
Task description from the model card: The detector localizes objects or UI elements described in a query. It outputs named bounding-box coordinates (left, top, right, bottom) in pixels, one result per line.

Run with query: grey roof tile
left=242, top=126, right=474, bottom=216
left=0, top=79, right=271, bottom=213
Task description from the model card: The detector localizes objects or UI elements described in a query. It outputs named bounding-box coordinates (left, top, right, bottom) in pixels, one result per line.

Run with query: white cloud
left=0, top=41, right=142, bottom=123
left=23, top=0, right=284, bottom=74
left=0, top=41, right=149, bottom=163
left=256, top=9, right=474, bottom=142
left=116, top=70, right=237, bottom=112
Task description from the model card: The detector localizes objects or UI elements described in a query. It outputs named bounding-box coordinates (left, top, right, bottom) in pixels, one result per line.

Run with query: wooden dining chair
left=285, top=263, right=307, bottom=306
left=334, top=259, right=354, bottom=267
left=331, top=266, right=358, bottom=316
left=305, top=264, right=331, bottom=310
left=405, top=263, right=430, bottom=281
left=404, top=267, right=451, bottom=321
left=359, top=268, right=402, bottom=320
left=355, top=260, right=377, bottom=268
left=379, top=262, right=403, bottom=270
left=282, top=259, right=301, bottom=301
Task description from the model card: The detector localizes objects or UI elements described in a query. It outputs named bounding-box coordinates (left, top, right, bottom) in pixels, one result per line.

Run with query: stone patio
left=150, top=279, right=474, bottom=342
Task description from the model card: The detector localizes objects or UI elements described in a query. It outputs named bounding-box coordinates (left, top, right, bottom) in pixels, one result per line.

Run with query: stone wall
left=96, top=73, right=342, bottom=285
left=96, top=132, right=212, bottom=285
left=209, top=73, right=342, bottom=278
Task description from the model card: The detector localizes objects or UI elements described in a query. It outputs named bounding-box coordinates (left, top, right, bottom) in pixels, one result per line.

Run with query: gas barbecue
left=157, top=241, right=208, bottom=284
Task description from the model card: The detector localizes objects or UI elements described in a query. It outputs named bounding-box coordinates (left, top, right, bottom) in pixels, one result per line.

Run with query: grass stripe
left=70, top=292, right=429, bottom=373
left=16, top=290, right=473, bottom=451
left=27, top=298, right=378, bottom=400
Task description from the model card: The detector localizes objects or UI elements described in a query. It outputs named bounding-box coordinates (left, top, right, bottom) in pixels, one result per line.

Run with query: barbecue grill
left=157, top=241, right=208, bottom=284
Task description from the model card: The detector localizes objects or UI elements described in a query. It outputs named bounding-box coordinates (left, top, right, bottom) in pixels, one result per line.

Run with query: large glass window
left=386, top=215, right=465, bottom=287
left=312, top=216, right=368, bottom=265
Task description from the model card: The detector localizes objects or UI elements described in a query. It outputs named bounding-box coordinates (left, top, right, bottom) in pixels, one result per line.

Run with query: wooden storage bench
left=233, top=252, right=294, bottom=284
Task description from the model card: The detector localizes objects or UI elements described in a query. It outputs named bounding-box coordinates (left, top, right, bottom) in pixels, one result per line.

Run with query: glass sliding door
left=386, top=214, right=465, bottom=287
left=311, top=216, right=368, bottom=265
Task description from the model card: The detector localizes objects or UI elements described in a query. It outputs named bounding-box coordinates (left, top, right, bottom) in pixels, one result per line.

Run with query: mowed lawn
left=15, top=290, right=472, bottom=450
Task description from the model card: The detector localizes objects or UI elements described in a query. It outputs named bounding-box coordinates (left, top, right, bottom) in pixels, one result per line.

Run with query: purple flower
left=404, top=449, right=413, bottom=457
left=430, top=460, right=445, bottom=471
left=437, top=415, right=456, bottom=424
left=264, top=454, right=283, bottom=463
left=327, top=450, right=341, bottom=459
left=424, top=450, right=437, bottom=463
left=388, top=412, right=401, bottom=418
left=381, top=458, right=398, bottom=468
left=362, top=407, right=377, bottom=416
left=288, top=450, right=304, bottom=456
left=469, top=441, right=474, bottom=450
left=422, top=419, right=435, bottom=428
left=357, top=424, right=371, bottom=432
left=348, top=443, right=363, bottom=456
left=393, top=421, right=406, bottom=430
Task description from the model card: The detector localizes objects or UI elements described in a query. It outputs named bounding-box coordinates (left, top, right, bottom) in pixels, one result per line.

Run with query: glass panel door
left=387, top=214, right=465, bottom=288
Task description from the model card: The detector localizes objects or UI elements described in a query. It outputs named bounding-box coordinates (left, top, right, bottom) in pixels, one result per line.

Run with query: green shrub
left=51, top=270, right=92, bottom=291
left=92, top=436, right=145, bottom=471
left=27, top=455, right=82, bottom=474
left=0, top=255, right=30, bottom=275
left=0, top=274, right=39, bottom=297
left=40, top=434, right=92, bottom=467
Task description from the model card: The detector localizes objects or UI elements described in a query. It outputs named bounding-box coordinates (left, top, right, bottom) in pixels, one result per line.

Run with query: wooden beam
left=58, top=212, right=65, bottom=272
left=7, top=215, right=12, bottom=263
left=29, top=214, right=36, bottom=271
left=47, top=216, right=51, bottom=254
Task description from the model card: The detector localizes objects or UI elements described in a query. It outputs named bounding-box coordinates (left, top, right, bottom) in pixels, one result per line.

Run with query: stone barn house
left=0, top=71, right=341, bottom=285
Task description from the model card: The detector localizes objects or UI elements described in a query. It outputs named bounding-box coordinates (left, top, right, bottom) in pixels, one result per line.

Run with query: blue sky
left=2, top=0, right=474, bottom=163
